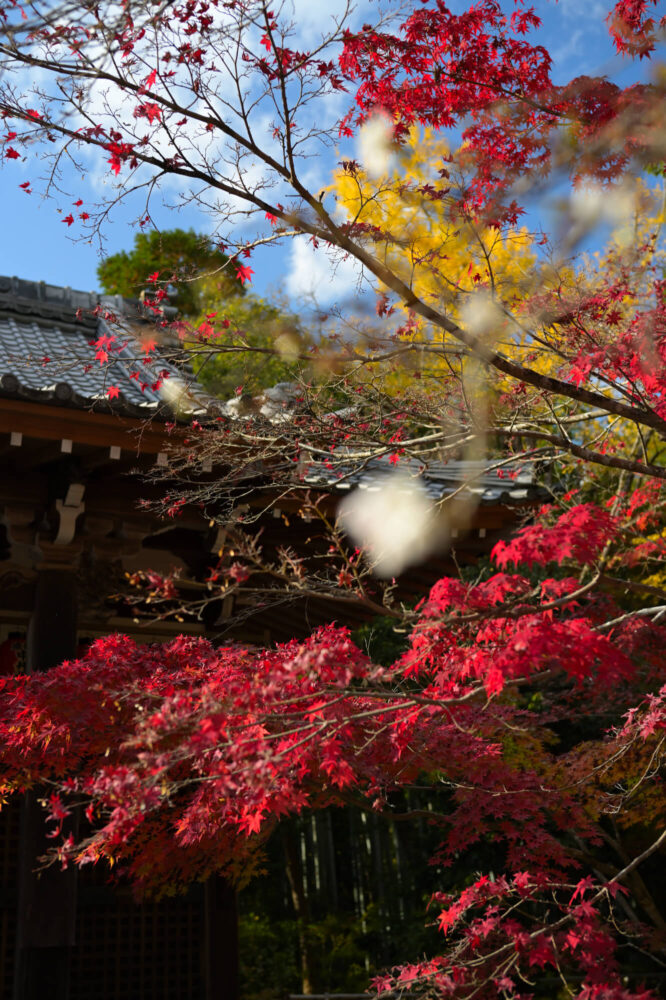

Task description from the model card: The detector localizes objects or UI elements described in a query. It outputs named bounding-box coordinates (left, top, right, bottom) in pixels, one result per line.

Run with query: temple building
left=0, top=276, right=547, bottom=1000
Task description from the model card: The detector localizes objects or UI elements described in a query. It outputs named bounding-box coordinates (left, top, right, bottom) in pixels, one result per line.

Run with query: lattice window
left=70, top=882, right=205, bottom=1000
left=0, top=631, right=207, bottom=999
left=0, top=799, right=21, bottom=1000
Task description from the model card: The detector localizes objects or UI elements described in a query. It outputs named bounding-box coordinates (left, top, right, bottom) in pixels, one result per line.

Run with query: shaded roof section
left=217, top=385, right=547, bottom=505
left=303, top=456, right=548, bottom=506
left=0, top=275, right=209, bottom=419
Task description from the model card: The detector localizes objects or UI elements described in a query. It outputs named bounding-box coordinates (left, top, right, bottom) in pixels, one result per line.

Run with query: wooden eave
left=0, top=397, right=174, bottom=455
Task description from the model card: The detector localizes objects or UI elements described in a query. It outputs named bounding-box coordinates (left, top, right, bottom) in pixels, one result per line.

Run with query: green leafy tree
left=99, top=229, right=311, bottom=397
left=191, top=284, right=311, bottom=398
left=97, top=228, right=243, bottom=317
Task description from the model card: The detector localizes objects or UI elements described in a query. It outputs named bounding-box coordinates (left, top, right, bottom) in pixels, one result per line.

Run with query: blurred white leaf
left=460, top=291, right=505, bottom=339
left=357, top=113, right=394, bottom=179
left=338, top=473, right=441, bottom=577
left=569, top=182, right=636, bottom=228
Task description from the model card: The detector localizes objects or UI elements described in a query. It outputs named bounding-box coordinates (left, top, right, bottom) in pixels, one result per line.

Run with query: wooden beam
left=10, top=439, right=67, bottom=470
left=0, top=398, right=174, bottom=455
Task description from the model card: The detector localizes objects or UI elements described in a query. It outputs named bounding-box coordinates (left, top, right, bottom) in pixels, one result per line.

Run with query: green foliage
left=97, top=228, right=243, bottom=316
left=236, top=804, right=446, bottom=997
left=239, top=911, right=301, bottom=1000
left=353, top=616, right=410, bottom=667
left=239, top=897, right=439, bottom=999
left=238, top=909, right=373, bottom=999
left=98, top=229, right=314, bottom=398
left=191, top=287, right=312, bottom=398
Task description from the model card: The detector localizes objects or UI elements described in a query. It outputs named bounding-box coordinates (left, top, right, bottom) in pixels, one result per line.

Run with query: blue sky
left=0, top=0, right=656, bottom=307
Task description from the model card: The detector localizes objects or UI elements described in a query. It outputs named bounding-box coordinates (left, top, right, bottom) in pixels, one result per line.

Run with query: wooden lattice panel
left=69, top=885, right=204, bottom=1000
left=0, top=799, right=21, bottom=1000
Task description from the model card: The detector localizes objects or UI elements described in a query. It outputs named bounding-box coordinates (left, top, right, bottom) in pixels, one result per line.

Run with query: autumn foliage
left=2, top=496, right=666, bottom=997
left=1, top=0, right=666, bottom=997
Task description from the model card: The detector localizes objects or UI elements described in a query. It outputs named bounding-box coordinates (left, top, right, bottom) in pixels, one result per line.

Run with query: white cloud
left=550, top=28, right=585, bottom=65
left=556, top=0, right=607, bottom=20
left=285, top=236, right=365, bottom=304
left=288, top=0, right=375, bottom=44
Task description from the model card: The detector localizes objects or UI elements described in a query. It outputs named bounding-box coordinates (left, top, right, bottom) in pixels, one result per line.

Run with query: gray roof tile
left=302, top=456, right=547, bottom=505
left=0, top=275, right=208, bottom=418
left=0, top=277, right=549, bottom=506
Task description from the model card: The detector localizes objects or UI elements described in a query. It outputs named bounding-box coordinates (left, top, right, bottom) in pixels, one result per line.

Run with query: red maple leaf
left=134, top=102, right=161, bottom=124
left=235, top=263, right=254, bottom=284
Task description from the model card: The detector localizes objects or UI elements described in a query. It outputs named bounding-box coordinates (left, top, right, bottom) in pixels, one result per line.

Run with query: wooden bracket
left=54, top=483, right=85, bottom=546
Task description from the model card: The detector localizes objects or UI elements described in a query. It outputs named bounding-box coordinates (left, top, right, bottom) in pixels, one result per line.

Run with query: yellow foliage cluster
left=332, top=133, right=666, bottom=383
left=330, top=129, right=541, bottom=409
left=332, top=128, right=536, bottom=332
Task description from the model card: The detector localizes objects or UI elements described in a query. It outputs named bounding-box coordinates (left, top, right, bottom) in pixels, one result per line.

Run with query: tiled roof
left=217, top=383, right=546, bottom=505
left=0, top=275, right=208, bottom=419
left=0, top=277, right=546, bottom=505
left=303, top=455, right=547, bottom=505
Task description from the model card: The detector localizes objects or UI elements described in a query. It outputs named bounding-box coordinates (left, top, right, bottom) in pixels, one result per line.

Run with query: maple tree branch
left=495, top=427, right=666, bottom=480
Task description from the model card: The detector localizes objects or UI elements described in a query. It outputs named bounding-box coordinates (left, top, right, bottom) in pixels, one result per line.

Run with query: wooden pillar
left=204, top=877, right=240, bottom=1000
left=14, top=566, right=79, bottom=1000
